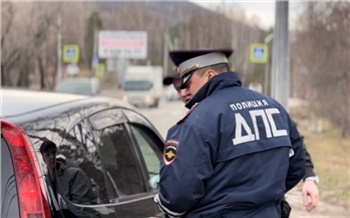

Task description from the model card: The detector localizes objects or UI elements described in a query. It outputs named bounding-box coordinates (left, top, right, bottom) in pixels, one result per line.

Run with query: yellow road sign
left=250, top=43, right=268, bottom=64
left=63, top=45, right=80, bottom=63
left=95, top=63, right=105, bottom=78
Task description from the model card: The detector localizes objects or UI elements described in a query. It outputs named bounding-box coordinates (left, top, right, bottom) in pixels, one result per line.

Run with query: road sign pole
left=56, top=9, right=63, bottom=83
left=92, top=30, right=98, bottom=77
left=264, top=33, right=273, bottom=96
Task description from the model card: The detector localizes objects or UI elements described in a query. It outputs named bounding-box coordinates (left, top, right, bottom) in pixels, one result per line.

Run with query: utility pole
left=92, top=29, right=98, bottom=77
left=163, top=32, right=174, bottom=77
left=271, top=1, right=289, bottom=110
left=56, top=8, right=63, bottom=83
left=163, top=32, right=169, bottom=77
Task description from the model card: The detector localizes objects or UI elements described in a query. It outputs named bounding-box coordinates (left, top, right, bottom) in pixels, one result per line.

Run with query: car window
left=123, top=109, right=164, bottom=151
left=129, top=124, right=162, bottom=190
left=60, top=119, right=109, bottom=204
left=1, top=138, right=20, bottom=218
left=89, top=108, right=127, bottom=130
left=94, top=123, right=145, bottom=200
left=123, top=80, right=153, bottom=91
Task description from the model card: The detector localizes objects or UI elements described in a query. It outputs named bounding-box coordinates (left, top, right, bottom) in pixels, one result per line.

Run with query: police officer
left=163, top=72, right=192, bottom=104
left=154, top=49, right=305, bottom=218
left=163, top=69, right=319, bottom=215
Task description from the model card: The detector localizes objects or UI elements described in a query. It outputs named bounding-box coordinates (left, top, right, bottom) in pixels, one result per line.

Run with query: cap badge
left=177, top=64, right=200, bottom=77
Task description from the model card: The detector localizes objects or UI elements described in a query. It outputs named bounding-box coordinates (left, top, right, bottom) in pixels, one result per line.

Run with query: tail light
left=1, top=120, right=51, bottom=218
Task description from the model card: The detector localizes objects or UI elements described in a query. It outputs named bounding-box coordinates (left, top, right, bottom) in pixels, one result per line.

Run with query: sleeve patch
left=163, top=140, right=179, bottom=165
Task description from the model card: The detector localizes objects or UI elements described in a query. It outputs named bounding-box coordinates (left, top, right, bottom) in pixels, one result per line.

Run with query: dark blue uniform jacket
left=154, top=72, right=305, bottom=218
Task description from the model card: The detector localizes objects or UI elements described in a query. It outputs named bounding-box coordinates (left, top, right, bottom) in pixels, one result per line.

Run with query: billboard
left=98, top=31, right=147, bottom=59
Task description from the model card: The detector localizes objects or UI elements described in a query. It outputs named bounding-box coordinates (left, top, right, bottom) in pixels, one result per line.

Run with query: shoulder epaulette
left=177, top=102, right=200, bottom=124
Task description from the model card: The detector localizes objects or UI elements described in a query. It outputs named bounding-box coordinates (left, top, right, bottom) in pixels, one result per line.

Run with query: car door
left=88, top=108, right=161, bottom=218
left=127, top=124, right=163, bottom=191
left=122, top=109, right=165, bottom=216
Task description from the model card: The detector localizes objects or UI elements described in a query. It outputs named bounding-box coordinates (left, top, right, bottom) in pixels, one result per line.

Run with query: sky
left=236, top=1, right=276, bottom=29
left=192, top=1, right=301, bottom=30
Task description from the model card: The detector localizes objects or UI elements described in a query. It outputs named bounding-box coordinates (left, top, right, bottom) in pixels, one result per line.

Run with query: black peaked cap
left=169, top=49, right=233, bottom=67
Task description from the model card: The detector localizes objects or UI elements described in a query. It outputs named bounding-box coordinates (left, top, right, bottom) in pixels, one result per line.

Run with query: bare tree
left=292, top=2, right=350, bottom=137
left=2, top=1, right=269, bottom=90
left=1, top=2, right=61, bottom=88
left=1, top=2, right=20, bottom=86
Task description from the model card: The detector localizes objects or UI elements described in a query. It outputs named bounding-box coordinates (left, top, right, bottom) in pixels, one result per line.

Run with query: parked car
left=166, top=85, right=180, bottom=101
left=54, top=77, right=102, bottom=96
left=248, top=82, right=263, bottom=93
left=1, top=89, right=164, bottom=218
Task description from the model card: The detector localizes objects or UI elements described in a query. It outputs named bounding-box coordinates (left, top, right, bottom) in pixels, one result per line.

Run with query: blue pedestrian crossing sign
left=250, top=43, right=268, bottom=64
left=63, top=45, right=80, bottom=63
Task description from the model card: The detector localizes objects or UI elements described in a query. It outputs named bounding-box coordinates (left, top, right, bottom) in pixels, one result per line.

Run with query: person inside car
left=40, top=140, right=97, bottom=217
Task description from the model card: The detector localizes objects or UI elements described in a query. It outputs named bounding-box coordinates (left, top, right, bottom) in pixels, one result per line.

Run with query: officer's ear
left=206, top=69, right=217, bottom=81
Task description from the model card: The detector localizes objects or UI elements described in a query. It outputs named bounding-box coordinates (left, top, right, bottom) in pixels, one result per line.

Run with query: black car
left=1, top=89, right=164, bottom=218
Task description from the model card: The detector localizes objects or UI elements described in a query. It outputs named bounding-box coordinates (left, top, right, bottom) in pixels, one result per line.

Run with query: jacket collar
left=185, top=72, right=242, bottom=109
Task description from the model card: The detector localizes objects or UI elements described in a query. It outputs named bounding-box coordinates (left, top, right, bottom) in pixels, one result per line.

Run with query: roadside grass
left=290, top=106, right=350, bottom=208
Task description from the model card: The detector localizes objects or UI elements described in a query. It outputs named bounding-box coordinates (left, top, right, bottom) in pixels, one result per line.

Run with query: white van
left=122, top=66, right=163, bottom=108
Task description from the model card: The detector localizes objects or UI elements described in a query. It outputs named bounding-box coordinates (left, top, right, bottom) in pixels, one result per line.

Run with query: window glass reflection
left=94, top=124, right=145, bottom=199
left=60, top=119, right=109, bottom=204
left=40, top=139, right=99, bottom=217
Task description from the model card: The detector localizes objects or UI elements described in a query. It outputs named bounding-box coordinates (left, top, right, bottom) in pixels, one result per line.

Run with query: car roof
left=1, top=89, right=91, bottom=118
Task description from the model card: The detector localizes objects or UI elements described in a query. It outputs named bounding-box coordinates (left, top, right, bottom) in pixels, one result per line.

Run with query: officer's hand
left=302, top=180, right=319, bottom=212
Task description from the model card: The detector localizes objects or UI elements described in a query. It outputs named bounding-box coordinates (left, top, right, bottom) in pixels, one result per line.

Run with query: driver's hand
left=149, top=174, right=160, bottom=189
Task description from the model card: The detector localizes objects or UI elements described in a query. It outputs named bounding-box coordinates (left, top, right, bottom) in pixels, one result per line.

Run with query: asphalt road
left=137, top=99, right=187, bottom=138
